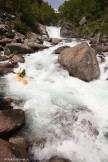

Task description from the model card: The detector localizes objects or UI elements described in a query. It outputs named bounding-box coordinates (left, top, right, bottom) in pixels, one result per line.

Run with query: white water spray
left=46, top=26, right=61, bottom=38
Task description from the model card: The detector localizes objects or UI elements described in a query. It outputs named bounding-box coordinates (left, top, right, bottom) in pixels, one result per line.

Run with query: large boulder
left=58, top=42, right=100, bottom=81
left=6, top=43, right=33, bottom=54
left=0, top=139, right=30, bottom=162
left=0, top=109, right=25, bottom=137
left=60, top=22, right=78, bottom=38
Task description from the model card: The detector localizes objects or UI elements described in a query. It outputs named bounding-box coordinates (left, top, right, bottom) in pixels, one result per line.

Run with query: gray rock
left=60, top=22, right=78, bottom=38
left=79, top=16, right=87, bottom=26
left=0, top=37, right=12, bottom=46
left=28, top=42, right=48, bottom=51
left=51, top=38, right=61, bottom=45
left=6, top=43, right=34, bottom=54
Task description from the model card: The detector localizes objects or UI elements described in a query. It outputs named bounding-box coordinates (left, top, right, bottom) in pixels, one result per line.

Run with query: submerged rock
left=58, top=42, right=100, bottom=81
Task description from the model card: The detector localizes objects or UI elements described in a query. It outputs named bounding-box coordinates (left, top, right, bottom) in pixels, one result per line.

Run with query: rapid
left=3, top=27, right=108, bottom=162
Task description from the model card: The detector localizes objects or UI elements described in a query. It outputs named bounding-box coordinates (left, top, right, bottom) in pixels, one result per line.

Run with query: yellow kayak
left=16, top=74, right=28, bottom=85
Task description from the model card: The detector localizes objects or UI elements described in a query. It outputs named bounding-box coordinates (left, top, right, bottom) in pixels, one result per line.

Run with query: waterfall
left=46, top=26, right=61, bottom=38
left=4, top=27, right=108, bottom=162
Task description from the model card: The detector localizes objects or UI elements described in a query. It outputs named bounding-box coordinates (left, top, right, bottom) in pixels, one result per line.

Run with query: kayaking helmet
left=22, top=68, right=26, bottom=73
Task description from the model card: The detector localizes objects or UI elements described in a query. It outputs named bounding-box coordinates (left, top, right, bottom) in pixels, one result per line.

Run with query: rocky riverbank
left=0, top=10, right=49, bottom=161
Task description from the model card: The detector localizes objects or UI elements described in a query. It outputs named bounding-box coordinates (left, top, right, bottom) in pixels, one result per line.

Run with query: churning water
left=4, top=27, right=108, bottom=162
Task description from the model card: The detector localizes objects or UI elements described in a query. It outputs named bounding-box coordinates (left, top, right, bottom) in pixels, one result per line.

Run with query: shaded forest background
left=0, top=0, right=108, bottom=36
left=0, top=0, right=56, bottom=34
left=59, top=0, right=108, bottom=35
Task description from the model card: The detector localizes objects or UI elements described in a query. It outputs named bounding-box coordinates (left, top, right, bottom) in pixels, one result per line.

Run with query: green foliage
left=11, top=14, right=30, bottom=34
left=39, top=2, right=56, bottom=24
left=59, top=0, right=108, bottom=34
left=0, top=0, right=56, bottom=33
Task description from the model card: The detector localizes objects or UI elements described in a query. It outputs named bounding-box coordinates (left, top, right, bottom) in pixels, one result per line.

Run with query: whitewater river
left=3, top=27, right=108, bottom=162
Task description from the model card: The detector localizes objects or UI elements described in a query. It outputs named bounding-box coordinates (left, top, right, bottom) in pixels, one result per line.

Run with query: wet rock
left=11, top=55, right=25, bottom=64
left=0, top=62, right=15, bottom=76
left=9, top=136, right=29, bottom=150
left=98, top=55, right=105, bottom=63
left=0, top=67, right=12, bottom=76
left=54, top=46, right=69, bottom=54
left=71, top=107, right=99, bottom=137
left=51, top=38, right=61, bottom=45
left=58, top=42, right=100, bottom=81
left=0, top=97, right=13, bottom=110
left=0, top=109, right=25, bottom=137
left=6, top=43, right=34, bottom=54
left=0, top=139, right=30, bottom=162
left=0, top=62, right=15, bottom=68
left=12, top=99, right=24, bottom=106
left=46, top=156, right=72, bottom=162
left=31, top=138, right=46, bottom=148
left=28, top=42, right=48, bottom=51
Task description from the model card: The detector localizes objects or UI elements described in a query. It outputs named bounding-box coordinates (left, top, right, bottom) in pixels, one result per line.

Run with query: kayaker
left=18, top=68, right=26, bottom=78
